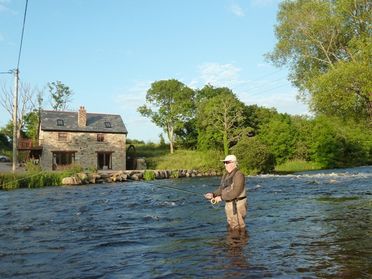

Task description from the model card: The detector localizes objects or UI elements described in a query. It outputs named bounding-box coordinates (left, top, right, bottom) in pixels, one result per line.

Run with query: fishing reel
left=210, top=197, right=220, bottom=205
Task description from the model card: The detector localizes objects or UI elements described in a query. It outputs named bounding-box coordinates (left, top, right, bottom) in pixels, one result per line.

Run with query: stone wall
left=39, top=130, right=126, bottom=171
left=61, top=169, right=223, bottom=185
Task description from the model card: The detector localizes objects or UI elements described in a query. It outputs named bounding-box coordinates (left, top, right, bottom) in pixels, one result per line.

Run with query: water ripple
left=0, top=167, right=371, bottom=278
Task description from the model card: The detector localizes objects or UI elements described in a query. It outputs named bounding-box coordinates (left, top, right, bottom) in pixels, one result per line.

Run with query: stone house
left=32, top=106, right=128, bottom=171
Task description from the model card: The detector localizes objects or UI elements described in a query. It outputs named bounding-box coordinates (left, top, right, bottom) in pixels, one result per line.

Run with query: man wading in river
left=204, top=155, right=247, bottom=231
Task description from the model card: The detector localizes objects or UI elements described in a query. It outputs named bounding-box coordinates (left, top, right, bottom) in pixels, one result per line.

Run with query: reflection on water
left=0, top=166, right=371, bottom=278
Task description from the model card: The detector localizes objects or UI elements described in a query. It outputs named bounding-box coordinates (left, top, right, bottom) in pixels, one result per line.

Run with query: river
left=0, top=166, right=371, bottom=278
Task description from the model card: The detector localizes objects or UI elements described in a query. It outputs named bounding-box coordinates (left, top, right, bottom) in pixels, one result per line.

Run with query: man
left=204, top=155, right=247, bottom=230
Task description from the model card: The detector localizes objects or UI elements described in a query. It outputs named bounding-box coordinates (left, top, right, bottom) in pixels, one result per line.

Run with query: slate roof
left=40, top=110, right=128, bottom=134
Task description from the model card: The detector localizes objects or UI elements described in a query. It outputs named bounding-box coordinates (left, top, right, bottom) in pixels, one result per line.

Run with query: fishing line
left=144, top=180, right=222, bottom=208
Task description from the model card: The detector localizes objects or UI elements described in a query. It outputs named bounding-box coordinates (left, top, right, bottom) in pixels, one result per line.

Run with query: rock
left=62, top=176, right=82, bottom=185
left=77, top=172, right=89, bottom=184
left=88, top=173, right=101, bottom=183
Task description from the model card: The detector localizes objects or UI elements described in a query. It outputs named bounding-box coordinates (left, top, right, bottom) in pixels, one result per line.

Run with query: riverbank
left=62, top=169, right=222, bottom=185
left=0, top=168, right=222, bottom=190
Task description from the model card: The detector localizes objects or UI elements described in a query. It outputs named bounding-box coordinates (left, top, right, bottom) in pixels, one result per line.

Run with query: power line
left=17, top=0, right=29, bottom=69
left=244, top=76, right=289, bottom=93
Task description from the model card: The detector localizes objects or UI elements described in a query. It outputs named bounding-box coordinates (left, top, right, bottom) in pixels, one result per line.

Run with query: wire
left=16, top=0, right=29, bottom=69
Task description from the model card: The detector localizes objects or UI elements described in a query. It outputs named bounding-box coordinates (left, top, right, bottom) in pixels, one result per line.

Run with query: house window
left=57, top=119, right=64, bottom=126
left=97, top=134, right=104, bottom=142
left=104, top=121, right=112, bottom=128
left=58, top=132, right=68, bottom=141
left=52, top=151, right=75, bottom=168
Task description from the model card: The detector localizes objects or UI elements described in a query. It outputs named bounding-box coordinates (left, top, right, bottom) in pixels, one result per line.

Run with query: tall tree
left=48, top=81, right=73, bottom=111
left=138, top=79, right=195, bottom=153
left=267, top=0, right=372, bottom=123
left=196, top=89, right=247, bottom=155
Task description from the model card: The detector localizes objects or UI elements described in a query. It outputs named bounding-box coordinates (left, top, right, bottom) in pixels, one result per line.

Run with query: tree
left=48, top=81, right=73, bottom=111
left=257, top=114, right=298, bottom=164
left=0, top=131, right=11, bottom=153
left=310, top=116, right=371, bottom=168
left=196, top=89, right=248, bottom=155
left=0, top=81, right=41, bottom=145
left=138, top=79, right=195, bottom=153
left=231, top=137, right=275, bottom=175
left=267, top=0, right=372, bottom=123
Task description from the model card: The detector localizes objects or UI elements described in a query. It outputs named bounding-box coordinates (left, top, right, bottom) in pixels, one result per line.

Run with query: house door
left=97, top=152, right=112, bottom=170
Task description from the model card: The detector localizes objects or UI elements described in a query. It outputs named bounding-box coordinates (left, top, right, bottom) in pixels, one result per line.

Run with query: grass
left=0, top=163, right=86, bottom=190
left=0, top=171, right=63, bottom=190
left=154, top=149, right=225, bottom=172
left=129, top=142, right=224, bottom=171
left=274, top=159, right=324, bottom=174
left=131, top=143, right=326, bottom=175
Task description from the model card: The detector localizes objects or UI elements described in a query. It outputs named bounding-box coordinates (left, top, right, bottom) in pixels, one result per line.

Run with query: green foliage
left=60, top=164, right=84, bottom=177
left=23, top=111, right=40, bottom=141
left=174, top=119, right=198, bottom=149
left=231, top=137, right=275, bottom=175
left=127, top=138, right=145, bottom=144
left=257, top=114, right=297, bottom=164
left=275, top=159, right=324, bottom=174
left=268, top=0, right=372, bottom=122
left=0, top=172, right=62, bottom=190
left=143, top=170, right=156, bottom=181
left=243, top=105, right=278, bottom=131
left=310, top=59, right=372, bottom=121
left=310, top=117, right=372, bottom=168
left=25, top=161, right=42, bottom=173
left=290, top=116, right=313, bottom=161
left=196, top=88, right=247, bottom=155
left=138, top=79, right=195, bottom=153
left=0, top=131, right=11, bottom=153
left=159, top=134, right=166, bottom=147
left=48, top=81, right=73, bottom=111
left=170, top=170, right=179, bottom=178
left=155, top=149, right=225, bottom=173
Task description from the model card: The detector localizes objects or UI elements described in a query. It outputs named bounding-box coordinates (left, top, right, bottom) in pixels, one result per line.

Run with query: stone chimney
left=78, top=106, right=87, bottom=127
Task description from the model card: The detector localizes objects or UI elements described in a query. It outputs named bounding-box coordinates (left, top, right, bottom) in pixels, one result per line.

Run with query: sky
left=0, top=0, right=310, bottom=142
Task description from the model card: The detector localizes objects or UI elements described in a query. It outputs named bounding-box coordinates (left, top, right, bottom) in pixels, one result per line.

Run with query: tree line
left=138, top=0, right=371, bottom=173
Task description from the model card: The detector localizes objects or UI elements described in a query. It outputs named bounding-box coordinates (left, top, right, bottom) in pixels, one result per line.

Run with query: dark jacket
left=213, top=168, right=246, bottom=201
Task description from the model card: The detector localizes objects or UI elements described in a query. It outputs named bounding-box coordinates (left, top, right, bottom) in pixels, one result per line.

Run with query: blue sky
left=0, top=0, right=309, bottom=142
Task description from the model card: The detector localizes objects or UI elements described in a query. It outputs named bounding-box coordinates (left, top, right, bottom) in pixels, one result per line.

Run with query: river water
left=0, top=166, right=371, bottom=278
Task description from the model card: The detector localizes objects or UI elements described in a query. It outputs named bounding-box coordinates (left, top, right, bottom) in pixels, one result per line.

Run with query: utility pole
left=12, top=69, right=19, bottom=172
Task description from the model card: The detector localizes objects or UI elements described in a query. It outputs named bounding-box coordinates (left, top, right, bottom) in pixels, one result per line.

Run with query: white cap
left=221, top=155, right=237, bottom=162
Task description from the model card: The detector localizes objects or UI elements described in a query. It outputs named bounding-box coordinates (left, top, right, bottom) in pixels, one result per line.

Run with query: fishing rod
left=146, top=181, right=221, bottom=205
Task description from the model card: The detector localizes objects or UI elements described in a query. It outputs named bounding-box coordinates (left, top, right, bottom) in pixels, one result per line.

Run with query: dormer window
left=104, top=121, right=112, bottom=128
left=57, top=119, right=64, bottom=126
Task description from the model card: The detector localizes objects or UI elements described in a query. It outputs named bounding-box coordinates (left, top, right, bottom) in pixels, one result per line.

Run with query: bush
left=231, top=137, right=275, bottom=175
left=310, top=117, right=371, bottom=168
left=155, top=149, right=225, bottom=172
left=143, top=170, right=156, bottom=180
left=0, top=172, right=62, bottom=190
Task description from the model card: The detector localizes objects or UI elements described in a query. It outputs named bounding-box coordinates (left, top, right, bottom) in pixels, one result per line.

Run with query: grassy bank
left=1, top=146, right=325, bottom=190
left=274, top=160, right=324, bottom=174
left=132, top=143, right=323, bottom=174
left=0, top=171, right=63, bottom=190
left=133, top=144, right=225, bottom=171
left=0, top=164, right=88, bottom=190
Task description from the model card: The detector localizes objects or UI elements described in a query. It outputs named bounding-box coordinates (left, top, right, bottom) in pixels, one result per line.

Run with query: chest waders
left=221, top=169, right=246, bottom=228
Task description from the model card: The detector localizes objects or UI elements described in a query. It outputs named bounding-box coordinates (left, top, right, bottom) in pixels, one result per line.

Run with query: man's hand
left=204, top=192, right=213, bottom=200
left=213, top=196, right=222, bottom=202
